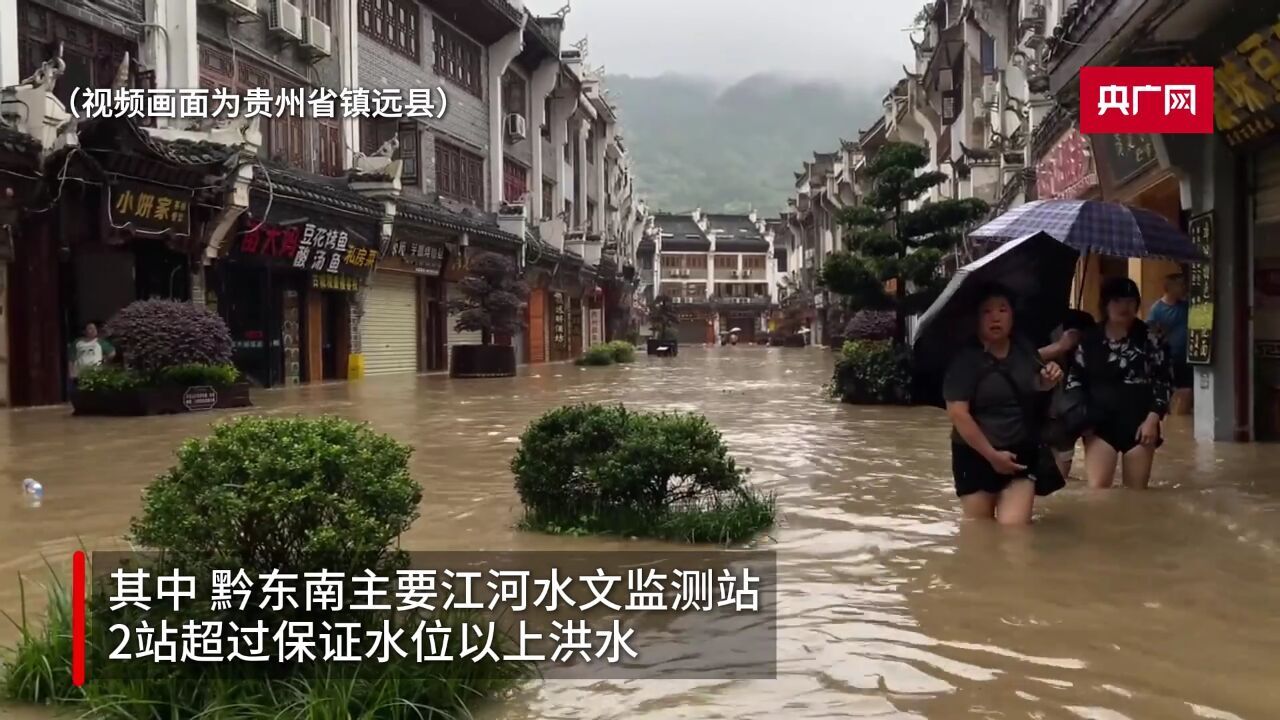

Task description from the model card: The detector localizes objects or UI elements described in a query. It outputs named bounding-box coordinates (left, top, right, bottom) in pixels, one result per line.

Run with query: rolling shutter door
left=676, top=320, right=705, bottom=344
left=446, top=281, right=483, bottom=352
left=363, top=271, right=418, bottom=376
left=1257, top=146, right=1280, bottom=226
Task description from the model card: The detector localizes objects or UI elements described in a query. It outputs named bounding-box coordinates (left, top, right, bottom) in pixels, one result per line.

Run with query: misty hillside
left=606, top=73, right=885, bottom=215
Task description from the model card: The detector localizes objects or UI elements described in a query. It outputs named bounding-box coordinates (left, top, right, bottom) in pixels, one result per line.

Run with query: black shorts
left=1091, top=411, right=1164, bottom=454
left=1172, top=360, right=1193, bottom=389
left=951, top=441, right=1035, bottom=498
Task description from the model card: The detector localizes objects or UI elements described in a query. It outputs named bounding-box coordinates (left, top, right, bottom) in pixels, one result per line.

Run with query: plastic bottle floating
left=22, top=478, right=43, bottom=506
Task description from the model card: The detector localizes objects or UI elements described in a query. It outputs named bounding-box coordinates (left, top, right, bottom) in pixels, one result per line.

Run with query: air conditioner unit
left=268, top=0, right=303, bottom=40
left=208, top=0, right=258, bottom=16
left=302, top=15, right=332, bottom=57
left=745, top=269, right=753, bottom=278
left=504, top=114, right=528, bottom=143
left=731, top=270, right=738, bottom=278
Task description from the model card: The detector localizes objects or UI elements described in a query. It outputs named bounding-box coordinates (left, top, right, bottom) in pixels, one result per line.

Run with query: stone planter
left=646, top=338, right=678, bottom=357
left=71, top=382, right=253, bottom=416
left=450, top=344, right=517, bottom=378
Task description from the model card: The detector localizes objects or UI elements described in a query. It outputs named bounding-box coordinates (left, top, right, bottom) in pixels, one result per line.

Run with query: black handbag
left=988, top=366, right=1066, bottom=497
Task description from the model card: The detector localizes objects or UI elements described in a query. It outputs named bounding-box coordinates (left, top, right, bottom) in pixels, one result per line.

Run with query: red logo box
left=1079, top=66, right=1215, bottom=135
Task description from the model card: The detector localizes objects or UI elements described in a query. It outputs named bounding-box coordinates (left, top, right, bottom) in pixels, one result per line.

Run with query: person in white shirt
left=68, top=321, right=115, bottom=388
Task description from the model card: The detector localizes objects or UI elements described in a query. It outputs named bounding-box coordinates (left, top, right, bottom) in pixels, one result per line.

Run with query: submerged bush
left=607, top=340, right=636, bottom=363
left=576, top=343, right=616, bottom=366
left=511, top=404, right=775, bottom=543
left=130, top=415, right=421, bottom=576
left=843, top=310, right=896, bottom=341
left=105, top=299, right=234, bottom=373
left=831, top=339, right=913, bottom=404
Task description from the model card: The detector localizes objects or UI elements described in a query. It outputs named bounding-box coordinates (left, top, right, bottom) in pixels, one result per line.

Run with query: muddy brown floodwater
left=3, top=346, right=1280, bottom=719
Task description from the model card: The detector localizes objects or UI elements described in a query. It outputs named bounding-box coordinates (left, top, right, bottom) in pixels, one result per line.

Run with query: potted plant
left=71, top=299, right=252, bottom=416
left=645, top=294, right=679, bottom=356
left=449, top=251, right=529, bottom=378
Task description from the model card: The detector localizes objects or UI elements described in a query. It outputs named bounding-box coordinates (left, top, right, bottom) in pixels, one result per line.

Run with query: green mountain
left=607, top=73, right=885, bottom=215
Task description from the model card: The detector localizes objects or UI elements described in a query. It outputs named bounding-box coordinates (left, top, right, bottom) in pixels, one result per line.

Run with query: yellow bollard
left=348, top=353, right=365, bottom=380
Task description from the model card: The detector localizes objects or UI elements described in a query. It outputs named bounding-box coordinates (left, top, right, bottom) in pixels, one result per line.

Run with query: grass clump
left=1, top=416, right=533, bottom=719
left=575, top=344, right=616, bottom=366
left=606, top=341, right=636, bottom=363
left=511, top=404, right=775, bottom=544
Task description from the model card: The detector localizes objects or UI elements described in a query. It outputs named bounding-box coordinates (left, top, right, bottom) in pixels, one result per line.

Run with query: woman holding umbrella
left=942, top=285, right=1065, bottom=524
left=1066, top=277, right=1173, bottom=489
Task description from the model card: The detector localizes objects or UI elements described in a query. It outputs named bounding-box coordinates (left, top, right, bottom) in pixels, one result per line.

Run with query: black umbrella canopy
left=913, top=232, right=1080, bottom=375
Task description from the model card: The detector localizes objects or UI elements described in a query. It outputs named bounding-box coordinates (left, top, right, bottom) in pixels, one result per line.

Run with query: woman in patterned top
left=1066, top=277, right=1173, bottom=489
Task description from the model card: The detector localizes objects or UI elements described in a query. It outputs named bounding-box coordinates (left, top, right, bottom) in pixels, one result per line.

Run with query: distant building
left=651, top=209, right=776, bottom=344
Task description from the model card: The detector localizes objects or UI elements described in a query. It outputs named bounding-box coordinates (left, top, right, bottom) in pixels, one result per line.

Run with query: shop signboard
left=311, top=274, right=360, bottom=292
left=1093, top=133, right=1158, bottom=190
left=588, top=308, right=604, bottom=346
left=107, top=178, right=192, bottom=237
left=389, top=237, right=447, bottom=276
left=552, top=292, right=569, bottom=352
left=1035, top=126, right=1099, bottom=200
left=235, top=213, right=379, bottom=276
left=1185, top=5, right=1280, bottom=149
left=1187, top=211, right=1215, bottom=365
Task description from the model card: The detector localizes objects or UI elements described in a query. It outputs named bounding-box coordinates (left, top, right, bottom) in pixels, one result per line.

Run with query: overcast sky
left=523, top=0, right=921, bottom=84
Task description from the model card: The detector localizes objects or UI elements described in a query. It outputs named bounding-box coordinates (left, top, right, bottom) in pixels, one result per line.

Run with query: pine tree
left=450, top=251, right=529, bottom=345
left=820, top=142, right=988, bottom=345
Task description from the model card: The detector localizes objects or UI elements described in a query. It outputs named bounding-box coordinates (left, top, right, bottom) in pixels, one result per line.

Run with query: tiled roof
left=396, top=197, right=520, bottom=245
left=716, top=238, right=769, bottom=252
left=706, top=213, right=762, bottom=240
left=253, top=162, right=382, bottom=218
left=653, top=213, right=710, bottom=251
left=80, top=117, right=239, bottom=169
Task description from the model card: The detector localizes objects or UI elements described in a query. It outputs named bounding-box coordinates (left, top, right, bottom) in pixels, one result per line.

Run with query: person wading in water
left=944, top=286, right=1064, bottom=524
left=1067, top=277, right=1173, bottom=489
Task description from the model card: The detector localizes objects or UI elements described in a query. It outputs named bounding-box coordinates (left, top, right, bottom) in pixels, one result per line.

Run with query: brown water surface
left=2, top=347, right=1279, bottom=719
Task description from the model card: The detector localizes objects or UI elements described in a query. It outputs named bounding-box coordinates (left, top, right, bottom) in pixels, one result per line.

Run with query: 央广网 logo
left=1079, top=66, right=1215, bottom=135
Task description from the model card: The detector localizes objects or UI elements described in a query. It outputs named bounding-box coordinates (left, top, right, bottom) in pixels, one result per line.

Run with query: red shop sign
left=1036, top=127, right=1099, bottom=200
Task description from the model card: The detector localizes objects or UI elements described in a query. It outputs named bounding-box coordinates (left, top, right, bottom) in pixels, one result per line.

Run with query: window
left=565, top=200, right=573, bottom=225
left=586, top=128, right=596, bottom=164
left=359, top=0, right=420, bottom=62
left=542, top=180, right=555, bottom=220
left=359, top=118, right=418, bottom=184
left=503, top=160, right=529, bottom=204
left=980, top=32, right=996, bottom=76
left=542, top=97, right=552, bottom=138
left=715, top=255, right=735, bottom=269
left=436, top=141, right=484, bottom=205
left=686, top=255, right=707, bottom=269
left=18, top=2, right=137, bottom=110
left=307, top=0, right=333, bottom=25
left=586, top=200, right=597, bottom=231
left=665, top=255, right=685, bottom=268
left=503, top=70, right=528, bottom=117
left=318, top=119, right=343, bottom=176
left=744, top=255, right=766, bottom=270
left=433, top=19, right=482, bottom=97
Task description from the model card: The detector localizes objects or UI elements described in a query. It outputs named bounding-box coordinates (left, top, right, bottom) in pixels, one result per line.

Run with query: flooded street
left=3, top=346, right=1280, bottom=719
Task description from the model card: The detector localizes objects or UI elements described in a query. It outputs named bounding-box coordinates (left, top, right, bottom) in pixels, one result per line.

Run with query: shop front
left=7, top=116, right=234, bottom=406
left=214, top=185, right=381, bottom=388
left=675, top=305, right=714, bottom=345
left=363, top=228, right=450, bottom=376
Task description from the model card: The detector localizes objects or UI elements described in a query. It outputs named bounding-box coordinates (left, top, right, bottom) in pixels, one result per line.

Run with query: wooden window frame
left=433, top=19, right=482, bottom=98
left=306, top=0, right=334, bottom=26
left=503, top=159, right=529, bottom=205
left=503, top=70, right=528, bottom=118
left=435, top=140, right=484, bottom=206
left=541, top=179, right=554, bottom=220
left=358, top=0, right=420, bottom=63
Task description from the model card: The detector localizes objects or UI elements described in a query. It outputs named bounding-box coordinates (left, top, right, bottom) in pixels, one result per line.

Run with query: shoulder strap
left=968, top=356, right=1040, bottom=430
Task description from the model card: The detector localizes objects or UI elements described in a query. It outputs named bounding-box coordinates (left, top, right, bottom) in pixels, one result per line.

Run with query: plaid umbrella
left=970, top=199, right=1206, bottom=263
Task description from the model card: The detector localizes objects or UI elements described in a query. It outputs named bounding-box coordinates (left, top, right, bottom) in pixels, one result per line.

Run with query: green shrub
left=75, top=364, right=145, bottom=393
left=831, top=339, right=913, bottom=404
left=607, top=340, right=637, bottom=363
left=511, top=404, right=775, bottom=543
left=155, top=362, right=241, bottom=387
left=575, top=343, right=616, bottom=366
left=130, top=415, right=421, bottom=577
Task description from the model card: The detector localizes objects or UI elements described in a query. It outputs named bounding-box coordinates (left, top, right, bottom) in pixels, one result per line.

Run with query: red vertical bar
left=72, top=551, right=86, bottom=687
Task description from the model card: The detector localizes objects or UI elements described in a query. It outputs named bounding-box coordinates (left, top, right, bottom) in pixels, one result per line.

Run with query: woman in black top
left=943, top=287, right=1064, bottom=524
left=1066, top=277, right=1173, bottom=489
